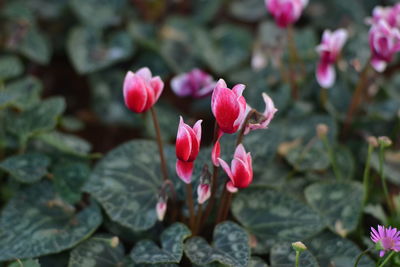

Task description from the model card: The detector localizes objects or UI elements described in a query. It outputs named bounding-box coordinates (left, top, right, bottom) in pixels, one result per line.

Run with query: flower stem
left=295, top=251, right=300, bottom=267
left=344, top=60, right=371, bottom=134
left=321, top=134, right=342, bottom=180
left=353, top=247, right=372, bottom=267
left=150, top=107, right=169, bottom=181
left=236, top=109, right=256, bottom=146
left=216, top=187, right=228, bottom=224
left=194, top=204, right=202, bottom=235
left=379, top=146, right=393, bottom=213
left=287, top=25, right=299, bottom=100
left=362, top=143, right=374, bottom=206
left=186, top=183, right=195, bottom=231
left=378, top=251, right=396, bottom=267
left=320, top=87, right=328, bottom=109
left=221, top=191, right=233, bottom=222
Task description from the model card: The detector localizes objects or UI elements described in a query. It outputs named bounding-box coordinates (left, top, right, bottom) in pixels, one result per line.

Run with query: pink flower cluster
left=371, top=225, right=400, bottom=257
left=367, top=4, right=400, bottom=72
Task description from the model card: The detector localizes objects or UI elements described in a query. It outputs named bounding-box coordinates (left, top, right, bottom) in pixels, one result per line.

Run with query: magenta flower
left=368, top=4, right=400, bottom=28
left=123, top=67, right=164, bottom=113
left=218, top=144, right=253, bottom=193
left=265, top=0, right=308, bottom=28
left=369, top=20, right=400, bottom=72
left=243, top=93, right=277, bottom=135
left=171, top=69, right=216, bottom=98
left=175, top=116, right=202, bottom=184
left=315, top=29, right=348, bottom=88
left=371, top=225, right=400, bottom=257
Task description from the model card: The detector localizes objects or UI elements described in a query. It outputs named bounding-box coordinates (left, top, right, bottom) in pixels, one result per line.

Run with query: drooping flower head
left=243, top=93, right=278, bottom=135
left=123, top=67, right=164, bottom=113
left=156, top=195, right=167, bottom=221
left=211, top=79, right=247, bottom=134
left=315, top=29, right=348, bottom=88
left=370, top=225, right=400, bottom=257
left=218, top=144, right=253, bottom=193
left=369, top=20, right=400, bottom=72
left=197, top=165, right=212, bottom=204
left=265, top=0, right=308, bottom=28
left=171, top=69, right=216, bottom=98
left=175, top=116, right=202, bottom=183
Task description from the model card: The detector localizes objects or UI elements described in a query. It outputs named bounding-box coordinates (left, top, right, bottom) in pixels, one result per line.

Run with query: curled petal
left=192, top=120, right=203, bottom=144
left=218, top=158, right=233, bottom=180
left=176, top=160, right=194, bottom=184
left=150, top=76, right=164, bottom=102
left=197, top=184, right=211, bottom=204
left=316, top=62, right=335, bottom=88
left=226, top=181, right=238, bottom=193
left=136, top=67, right=152, bottom=81
left=176, top=117, right=192, bottom=161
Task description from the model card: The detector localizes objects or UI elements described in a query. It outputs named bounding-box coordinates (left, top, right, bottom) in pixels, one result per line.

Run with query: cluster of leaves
left=1, top=0, right=400, bottom=266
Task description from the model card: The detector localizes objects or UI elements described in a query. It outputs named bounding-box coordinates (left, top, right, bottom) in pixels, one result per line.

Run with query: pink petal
left=218, top=157, right=233, bottom=180
left=234, top=144, right=248, bottom=163
left=371, top=57, right=387, bottom=72
left=176, top=117, right=192, bottom=161
left=231, top=158, right=252, bottom=188
left=316, top=62, right=336, bottom=88
left=136, top=67, right=152, bottom=81
left=171, top=73, right=191, bottom=97
left=232, top=84, right=246, bottom=97
left=212, top=130, right=223, bottom=166
left=197, top=184, right=211, bottom=204
left=150, top=76, right=164, bottom=102
left=226, top=181, right=238, bottom=193
left=123, top=74, right=148, bottom=113
left=176, top=160, right=194, bottom=184
left=156, top=201, right=167, bottom=221
left=192, top=120, right=203, bottom=144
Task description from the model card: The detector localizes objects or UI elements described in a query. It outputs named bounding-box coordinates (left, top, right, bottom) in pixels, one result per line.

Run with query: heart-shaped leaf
left=184, top=221, right=250, bottom=267
left=0, top=76, right=42, bottom=110
left=69, top=234, right=125, bottom=267
left=131, top=223, right=191, bottom=264
left=305, top=181, right=363, bottom=236
left=67, top=27, right=134, bottom=74
left=0, top=152, right=50, bottom=183
left=232, top=188, right=324, bottom=242
left=0, top=181, right=102, bottom=261
left=6, top=97, right=66, bottom=144
left=84, top=140, right=162, bottom=231
left=0, top=55, right=23, bottom=80
left=270, top=242, right=319, bottom=267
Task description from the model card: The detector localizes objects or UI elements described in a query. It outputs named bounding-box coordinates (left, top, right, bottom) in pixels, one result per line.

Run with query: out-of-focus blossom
left=156, top=196, right=167, bottom=221
left=265, top=0, right=308, bottom=28
left=367, top=4, right=400, bottom=28
left=371, top=225, right=400, bottom=257
left=243, top=93, right=277, bottom=135
left=315, top=29, right=348, bottom=88
left=218, top=144, right=253, bottom=193
left=175, top=116, right=202, bottom=184
left=171, top=69, right=216, bottom=98
left=211, top=79, right=247, bottom=134
left=369, top=20, right=400, bottom=72
left=123, top=67, right=164, bottom=113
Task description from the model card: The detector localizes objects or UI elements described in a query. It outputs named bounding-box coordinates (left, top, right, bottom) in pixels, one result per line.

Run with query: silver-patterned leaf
left=131, top=223, right=191, bottom=264
left=270, top=242, right=319, bottom=267
left=232, top=188, right=324, bottom=242
left=0, top=181, right=102, bottom=261
left=84, top=140, right=162, bottom=231
left=305, top=181, right=363, bottom=235
left=184, top=221, right=250, bottom=267
left=69, top=234, right=125, bottom=267
left=0, top=152, right=50, bottom=183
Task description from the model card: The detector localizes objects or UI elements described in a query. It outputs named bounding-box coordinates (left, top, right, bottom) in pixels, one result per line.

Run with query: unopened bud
left=366, top=136, right=378, bottom=148
left=378, top=136, right=392, bottom=148
left=197, top=183, right=211, bottom=204
left=156, top=194, right=167, bottom=221
left=316, top=124, right=328, bottom=138
left=292, top=241, right=307, bottom=252
left=110, top=236, right=119, bottom=248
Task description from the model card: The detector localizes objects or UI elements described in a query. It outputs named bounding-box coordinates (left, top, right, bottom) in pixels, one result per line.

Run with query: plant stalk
left=295, top=251, right=300, bottom=267
left=150, top=107, right=169, bottom=181
left=379, top=146, right=393, bottom=214
left=185, top=183, right=195, bottom=231
left=362, top=143, right=374, bottom=206
left=287, top=25, right=300, bottom=100
left=378, top=251, right=396, bottom=267
left=194, top=204, right=202, bottom=235
left=353, top=247, right=372, bottom=267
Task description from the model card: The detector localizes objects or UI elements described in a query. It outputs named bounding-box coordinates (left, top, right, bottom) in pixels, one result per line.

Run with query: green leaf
left=33, top=131, right=92, bottom=157
left=195, top=25, right=252, bottom=74
left=334, top=145, right=355, bottom=180
left=0, top=55, right=24, bottom=80
left=6, top=97, right=66, bottom=143
left=0, top=76, right=42, bottom=110
left=9, top=259, right=41, bottom=267
left=0, top=152, right=50, bottom=183
left=249, top=257, right=269, bottom=267
left=307, top=231, right=374, bottom=267
left=229, top=0, right=266, bottom=22
left=184, top=221, right=250, bottom=267
left=305, top=181, right=363, bottom=235
left=53, top=161, right=91, bottom=204
left=131, top=223, right=191, bottom=264
left=232, top=188, right=324, bottom=242
left=84, top=140, right=162, bottom=231
left=371, top=151, right=400, bottom=185
left=70, top=0, right=126, bottom=28
left=69, top=234, right=125, bottom=267
left=0, top=181, right=102, bottom=261
left=67, top=27, right=134, bottom=74
left=192, top=0, right=223, bottom=24
left=285, top=141, right=330, bottom=172
left=270, top=242, right=319, bottom=267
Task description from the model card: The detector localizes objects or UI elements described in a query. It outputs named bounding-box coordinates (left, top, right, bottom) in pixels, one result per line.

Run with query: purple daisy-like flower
left=370, top=225, right=400, bottom=257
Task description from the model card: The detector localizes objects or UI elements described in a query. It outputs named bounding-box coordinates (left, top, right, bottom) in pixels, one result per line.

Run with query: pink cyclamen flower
left=218, top=144, right=253, bottom=193
left=371, top=225, right=400, bottom=257
left=369, top=20, right=400, bottom=72
left=123, top=67, right=164, bottom=113
left=244, top=93, right=278, bottom=135
left=156, top=198, right=167, bottom=221
left=265, top=0, right=308, bottom=28
left=197, top=183, right=211, bottom=204
left=316, top=29, right=348, bottom=88
left=368, top=4, right=400, bottom=28
left=175, top=116, right=202, bottom=183
left=171, top=69, right=216, bottom=98
left=211, top=79, right=247, bottom=134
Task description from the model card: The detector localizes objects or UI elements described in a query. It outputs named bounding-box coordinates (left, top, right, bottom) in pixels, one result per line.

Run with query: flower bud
left=316, top=123, right=329, bottom=138
left=292, top=241, right=307, bottom=252
left=378, top=136, right=392, bottom=148
left=367, top=136, right=379, bottom=148
left=171, top=69, right=216, bottom=98
left=156, top=195, right=167, bottom=221
left=110, top=237, right=119, bottom=248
